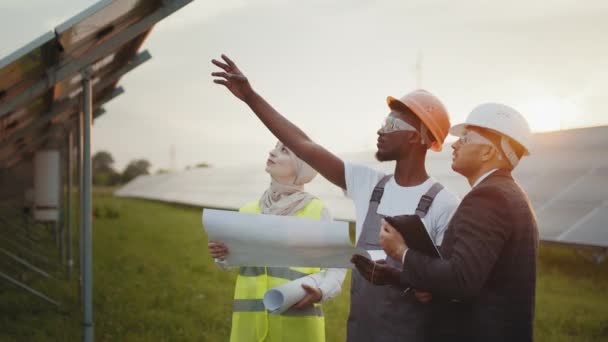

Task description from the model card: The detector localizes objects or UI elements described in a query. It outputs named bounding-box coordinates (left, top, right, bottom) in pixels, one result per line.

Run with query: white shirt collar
left=472, top=168, right=499, bottom=188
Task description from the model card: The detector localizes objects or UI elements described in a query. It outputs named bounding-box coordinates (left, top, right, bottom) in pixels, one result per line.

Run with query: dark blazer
left=401, top=169, right=539, bottom=342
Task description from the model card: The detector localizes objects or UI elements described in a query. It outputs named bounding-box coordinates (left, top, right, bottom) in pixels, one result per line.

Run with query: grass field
left=1, top=192, right=608, bottom=341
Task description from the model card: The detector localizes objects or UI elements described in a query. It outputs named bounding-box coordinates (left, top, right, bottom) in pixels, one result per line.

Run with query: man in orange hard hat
left=211, top=54, right=460, bottom=342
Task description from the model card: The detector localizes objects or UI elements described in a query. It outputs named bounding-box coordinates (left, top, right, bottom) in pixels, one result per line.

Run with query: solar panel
left=0, top=1, right=194, bottom=339
left=535, top=201, right=599, bottom=239
left=117, top=126, right=608, bottom=249
left=558, top=205, right=608, bottom=246
left=0, top=0, right=195, bottom=169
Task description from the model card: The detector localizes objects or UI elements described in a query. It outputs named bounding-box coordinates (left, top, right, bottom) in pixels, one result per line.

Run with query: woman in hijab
left=208, top=141, right=346, bottom=342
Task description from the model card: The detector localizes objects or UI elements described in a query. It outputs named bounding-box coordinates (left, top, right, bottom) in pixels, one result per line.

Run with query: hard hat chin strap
left=460, top=129, right=520, bottom=168
left=420, top=124, right=432, bottom=148
left=500, top=136, right=520, bottom=168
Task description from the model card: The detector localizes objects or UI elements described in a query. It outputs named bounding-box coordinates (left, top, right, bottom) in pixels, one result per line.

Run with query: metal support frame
left=0, top=247, right=52, bottom=279
left=0, top=0, right=192, bottom=119
left=594, top=250, right=607, bottom=264
left=67, top=130, right=74, bottom=277
left=0, top=2, right=195, bottom=341
left=543, top=239, right=608, bottom=265
left=0, top=47, right=146, bottom=163
left=0, top=133, right=51, bottom=168
left=77, top=110, right=83, bottom=291
left=0, top=202, right=62, bottom=307
left=0, top=216, right=54, bottom=261
left=0, top=225, right=55, bottom=268
left=81, top=67, right=94, bottom=342
left=0, top=272, right=59, bottom=306
left=575, top=248, right=608, bottom=265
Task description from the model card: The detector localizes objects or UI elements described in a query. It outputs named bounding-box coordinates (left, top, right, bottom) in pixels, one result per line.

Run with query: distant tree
left=92, top=151, right=114, bottom=174
left=122, top=159, right=151, bottom=183
left=156, top=168, right=170, bottom=174
left=107, top=171, right=122, bottom=186
left=195, top=162, right=211, bottom=168
left=92, top=151, right=121, bottom=186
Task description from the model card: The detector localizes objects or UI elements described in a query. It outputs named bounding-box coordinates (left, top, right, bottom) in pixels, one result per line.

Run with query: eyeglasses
left=458, top=130, right=494, bottom=145
left=379, top=116, right=418, bottom=134
left=459, top=129, right=524, bottom=167
left=457, top=129, right=509, bottom=161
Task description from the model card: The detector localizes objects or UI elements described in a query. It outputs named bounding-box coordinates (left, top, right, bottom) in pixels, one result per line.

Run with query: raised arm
left=211, top=54, right=346, bottom=189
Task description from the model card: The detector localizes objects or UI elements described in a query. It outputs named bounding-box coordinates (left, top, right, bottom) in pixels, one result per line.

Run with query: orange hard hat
left=386, top=89, right=451, bottom=152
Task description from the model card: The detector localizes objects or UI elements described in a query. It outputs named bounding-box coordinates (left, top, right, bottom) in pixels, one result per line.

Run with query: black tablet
left=384, top=215, right=442, bottom=259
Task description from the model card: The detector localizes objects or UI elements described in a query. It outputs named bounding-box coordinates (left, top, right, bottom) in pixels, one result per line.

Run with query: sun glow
left=517, top=97, right=583, bottom=132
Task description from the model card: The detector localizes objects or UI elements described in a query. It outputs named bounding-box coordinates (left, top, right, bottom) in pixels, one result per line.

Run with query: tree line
left=92, top=151, right=151, bottom=186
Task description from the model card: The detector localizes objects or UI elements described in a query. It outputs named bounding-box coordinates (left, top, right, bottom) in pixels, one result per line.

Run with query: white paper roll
left=263, top=276, right=318, bottom=314
left=202, top=209, right=370, bottom=268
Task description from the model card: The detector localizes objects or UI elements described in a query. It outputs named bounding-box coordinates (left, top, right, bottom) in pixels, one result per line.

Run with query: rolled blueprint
left=263, top=275, right=318, bottom=314
left=203, top=209, right=370, bottom=268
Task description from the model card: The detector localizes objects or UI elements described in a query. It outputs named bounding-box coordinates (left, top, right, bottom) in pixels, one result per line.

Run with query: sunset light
left=518, top=97, right=583, bottom=132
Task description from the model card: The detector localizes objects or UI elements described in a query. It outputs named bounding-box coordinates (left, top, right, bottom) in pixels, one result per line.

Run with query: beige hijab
left=259, top=143, right=318, bottom=216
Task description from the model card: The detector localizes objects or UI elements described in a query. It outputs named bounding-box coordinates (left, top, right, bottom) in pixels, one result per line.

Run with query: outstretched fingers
left=211, top=71, right=236, bottom=87
left=221, top=54, right=237, bottom=68
left=212, top=71, right=246, bottom=82
left=213, top=79, right=228, bottom=87
left=211, top=71, right=232, bottom=79
left=211, top=55, right=238, bottom=73
left=212, top=58, right=230, bottom=71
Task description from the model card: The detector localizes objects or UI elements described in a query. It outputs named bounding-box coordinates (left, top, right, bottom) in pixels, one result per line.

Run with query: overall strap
left=370, top=175, right=392, bottom=203
left=415, top=182, right=444, bottom=218
left=355, top=174, right=392, bottom=248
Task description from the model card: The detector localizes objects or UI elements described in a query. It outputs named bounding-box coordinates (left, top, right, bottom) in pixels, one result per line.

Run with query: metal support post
left=81, top=67, right=94, bottom=342
left=67, top=130, right=74, bottom=277
left=78, top=108, right=84, bottom=290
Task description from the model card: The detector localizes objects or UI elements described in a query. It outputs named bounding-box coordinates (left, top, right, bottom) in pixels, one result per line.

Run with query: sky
left=1, top=0, right=607, bottom=171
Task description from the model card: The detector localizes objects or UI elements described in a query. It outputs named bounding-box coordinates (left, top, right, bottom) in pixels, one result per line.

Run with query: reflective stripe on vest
left=233, top=299, right=324, bottom=317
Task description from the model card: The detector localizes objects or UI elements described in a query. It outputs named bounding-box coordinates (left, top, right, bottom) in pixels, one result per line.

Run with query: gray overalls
left=347, top=175, right=444, bottom=342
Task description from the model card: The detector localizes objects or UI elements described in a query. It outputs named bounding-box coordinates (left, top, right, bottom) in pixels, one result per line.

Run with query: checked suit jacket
left=401, top=169, right=539, bottom=342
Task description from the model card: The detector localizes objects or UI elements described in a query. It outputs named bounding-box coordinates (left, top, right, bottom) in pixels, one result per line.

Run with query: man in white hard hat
left=352, top=103, right=539, bottom=341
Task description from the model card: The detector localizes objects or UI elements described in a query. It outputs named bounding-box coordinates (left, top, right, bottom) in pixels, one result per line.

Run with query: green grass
left=1, top=193, right=607, bottom=341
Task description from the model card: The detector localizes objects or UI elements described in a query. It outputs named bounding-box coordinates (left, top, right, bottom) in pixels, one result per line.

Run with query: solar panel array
left=0, top=0, right=185, bottom=169
left=117, top=126, right=608, bottom=249
left=0, top=1, right=193, bottom=340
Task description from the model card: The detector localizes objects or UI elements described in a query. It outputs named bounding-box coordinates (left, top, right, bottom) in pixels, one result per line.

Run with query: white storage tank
left=33, top=150, right=60, bottom=221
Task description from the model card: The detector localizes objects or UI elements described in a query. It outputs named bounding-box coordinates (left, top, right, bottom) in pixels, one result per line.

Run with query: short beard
left=375, top=150, right=392, bottom=162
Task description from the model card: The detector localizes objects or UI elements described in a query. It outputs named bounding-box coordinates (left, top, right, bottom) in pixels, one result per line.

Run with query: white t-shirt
left=345, top=162, right=461, bottom=247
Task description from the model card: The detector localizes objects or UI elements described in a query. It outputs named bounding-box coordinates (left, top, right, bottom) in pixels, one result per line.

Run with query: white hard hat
left=450, top=103, right=532, bottom=156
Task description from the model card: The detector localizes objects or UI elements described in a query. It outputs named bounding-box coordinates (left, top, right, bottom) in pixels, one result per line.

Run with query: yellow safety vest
left=229, top=199, right=326, bottom=342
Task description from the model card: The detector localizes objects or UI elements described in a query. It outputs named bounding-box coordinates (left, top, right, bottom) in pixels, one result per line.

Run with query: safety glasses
left=457, top=129, right=512, bottom=162
left=379, top=116, right=418, bottom=134
left=457, top=130, right=497, bottom=146
left=458, top=128, right=523, bottom=166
